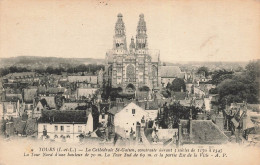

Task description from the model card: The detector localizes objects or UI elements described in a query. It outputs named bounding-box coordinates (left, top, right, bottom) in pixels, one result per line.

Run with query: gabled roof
left=40, top=96, right=56, bottom=109
left=161, top=66, right=182, bottom=78
left=38, top=99, right=48, bottom=107
left=114, top=102, right=147, bottom=115
left=180, top=120, right=229, bottom=144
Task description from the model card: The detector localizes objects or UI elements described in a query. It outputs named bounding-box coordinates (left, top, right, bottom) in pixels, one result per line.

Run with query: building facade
left=105, top=13, right=161, bottom=93
left=114, top=102, right=148, bottom=138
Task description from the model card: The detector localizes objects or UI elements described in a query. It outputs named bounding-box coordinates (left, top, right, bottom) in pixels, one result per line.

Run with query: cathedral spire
left=113, top=13, right=127, bottom=50
left=136, top=14, right=148, bottom=50
left=129, top=36, right=135, bottom=52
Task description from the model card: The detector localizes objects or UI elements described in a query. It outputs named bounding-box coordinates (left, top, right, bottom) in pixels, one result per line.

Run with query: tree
left=245, top=61, right=260, bottom=81
left=166, top=78, right=186, bottom=92
left=216, top=61, right=260, bottom=109
left=138, top=86, right=150, bottom=92
left=211, top=69, right=234, bottom=85
left=158, top=102, right=202, bottom=128
left=197, top=66, right=209, bottom=77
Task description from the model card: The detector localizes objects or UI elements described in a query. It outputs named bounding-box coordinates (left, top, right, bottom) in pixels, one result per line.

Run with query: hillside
left=0, top=56, right=105, bottom=68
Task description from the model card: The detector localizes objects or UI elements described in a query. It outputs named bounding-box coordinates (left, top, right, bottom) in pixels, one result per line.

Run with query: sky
left=0, top=0, right=259, bottom=62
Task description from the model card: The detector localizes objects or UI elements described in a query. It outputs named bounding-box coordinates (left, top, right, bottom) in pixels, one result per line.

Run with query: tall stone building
left=105, top=13, right=161, bottom=93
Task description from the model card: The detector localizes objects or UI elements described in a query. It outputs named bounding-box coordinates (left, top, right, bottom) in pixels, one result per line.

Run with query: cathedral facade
left=105, top=13, right=161, bottom=92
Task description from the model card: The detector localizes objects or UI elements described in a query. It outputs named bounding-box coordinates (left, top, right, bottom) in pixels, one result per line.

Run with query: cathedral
left=105, top=13, right=161, bottom=93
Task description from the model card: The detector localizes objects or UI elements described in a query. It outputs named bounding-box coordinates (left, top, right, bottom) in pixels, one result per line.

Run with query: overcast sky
left=0, top=0, right=259, bottom=62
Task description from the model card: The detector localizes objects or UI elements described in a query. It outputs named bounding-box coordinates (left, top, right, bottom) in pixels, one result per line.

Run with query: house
left=68, top=75, right=98, bottom=84
left=60, top=102, right=79, bottom=111
left=40, top=96, right=56, bottom=109
left=99, top=110, right=109, bottom=126
left=28, top=99, right=48, bottom=119
left=76, top=88, right=98, bottom=99
left=160, top=66, right=185, bottom=88
left=22, top=88, right=38, bottom=115
left=178, top=119, right=229, bottom=145
left=4, top=72, right=41, bottom=83
left=112, top=102, right=148, bottom=138
left=38, top=110, right=93, bottom=143
left=0, top=92, right=22, bottom=119
left=143, top=101, right=159, bottom=120
left=0, top=101, right=20, bottom=120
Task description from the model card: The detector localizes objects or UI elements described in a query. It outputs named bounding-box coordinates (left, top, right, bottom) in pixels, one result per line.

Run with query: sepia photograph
left=0, top=0, right=259, bottom=165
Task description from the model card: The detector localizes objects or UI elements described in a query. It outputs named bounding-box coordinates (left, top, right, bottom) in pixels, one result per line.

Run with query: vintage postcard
left=0, top=0, right=259, bottom=165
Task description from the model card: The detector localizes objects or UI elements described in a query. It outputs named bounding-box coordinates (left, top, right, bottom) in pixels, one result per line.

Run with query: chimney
left=97, top=103, right=100, bottom=113
left=215, top=112, right=224, bottom=131
left=177, top=123, right=182, bottom=147
left=136, top=122, right=141, bottom=142
left=189, top=109, right=193, bottom=140
left=2, top=88, right=6, bottom=101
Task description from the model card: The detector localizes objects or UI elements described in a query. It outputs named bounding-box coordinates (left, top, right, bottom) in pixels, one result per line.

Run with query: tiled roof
left=40, top=96, right=56, bottom=109
left=5, top=94, right=22, bottom=102
left=25, top=118, right=38, bottom=135
left=180, top=120, right=229, bottom=144
left=60, top=103, right=79, bottom=110
left=38, top=110, right=89, bottom=123
left=108, top=106, right=121, bottom=115
left=161, top=66, right=182, bottom=78
left=23, top=88, right=37, bottom=103
left=4, top=72, right=37, bottom=79
left=39, top=99, right=48, bottom=108
left=13, top=118, right=26, bottom=134
left=37, top=86, right=47, bottom=94
left=48, top=87, right=65, bottom=94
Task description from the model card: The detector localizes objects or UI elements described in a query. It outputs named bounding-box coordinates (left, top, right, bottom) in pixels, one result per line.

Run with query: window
left=60, top=126, right=64, bottom=132
left=66, top=126, right=70, bottom=132
left=43, top=125, right=47, bottom=131
left=66, top=135, right=70, bottom=138
left=102, top=114, right=105, bottom=119
left=78, top=126, right=82, bottom=133
left=55, top=126, right=58, bottom=131
left=37, top=107, right=40, bottom=111
left=183, top=128, right=188, bottom=134
left=132, top=109, right=135, bottom=114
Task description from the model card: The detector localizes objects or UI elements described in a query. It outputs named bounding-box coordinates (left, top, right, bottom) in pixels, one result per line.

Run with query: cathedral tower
left=136, top=14, right=148, bottom=50
left=113, top=13, right=127, bottom=51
